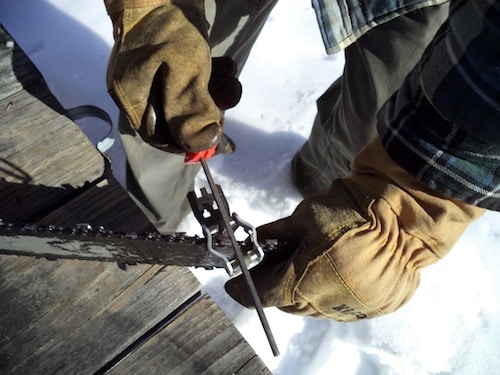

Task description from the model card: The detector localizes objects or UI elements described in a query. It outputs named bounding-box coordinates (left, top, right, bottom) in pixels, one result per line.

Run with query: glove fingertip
left=215, top=133, right=236, bottom=155
left=257, top=219, right=294, bottom=242
left=225, top=276, right=254, bottom=308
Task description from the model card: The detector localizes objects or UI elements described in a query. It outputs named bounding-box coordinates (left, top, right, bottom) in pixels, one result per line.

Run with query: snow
left=2, top=1, right=499, bottom=374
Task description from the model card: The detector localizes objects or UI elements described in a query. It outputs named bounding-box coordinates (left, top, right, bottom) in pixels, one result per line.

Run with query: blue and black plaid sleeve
left=377, top=0, right=500, bottom=210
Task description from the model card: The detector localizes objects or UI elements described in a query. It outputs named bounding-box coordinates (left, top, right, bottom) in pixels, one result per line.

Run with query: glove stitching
left=282, top=238, right=333, bottom=306
left=324, top=252, right=384, bottom=316
left=114, top=81, right=142, bottom=127
left=377, top=195, right=444, bottom=263
left=111, top=10, right=143, bottom=129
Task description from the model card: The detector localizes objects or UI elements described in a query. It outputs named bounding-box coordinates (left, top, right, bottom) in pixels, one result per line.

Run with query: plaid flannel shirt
left=377, top=0, right=500, bottom=210
left=312, top=0, right=448, bottom=54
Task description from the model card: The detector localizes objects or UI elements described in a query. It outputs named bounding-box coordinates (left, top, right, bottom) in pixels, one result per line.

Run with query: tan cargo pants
left=119, top=1, right=449, bottom=233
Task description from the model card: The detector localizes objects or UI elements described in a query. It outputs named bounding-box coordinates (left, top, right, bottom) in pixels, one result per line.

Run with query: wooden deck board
left=109, top=295, right=272, bottom=375
left=39, top=174, right=157, bottom=233
left=1, top=262, right=200, bottom=374
left=0, top=84, right=104, bottom=188
left=0, top=24, right=269, bottom=375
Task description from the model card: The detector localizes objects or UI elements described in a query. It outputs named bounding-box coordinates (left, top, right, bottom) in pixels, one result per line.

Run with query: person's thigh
left=292, top=4, right=449, bottom=197
left=207, top=0, right=279, bottom=65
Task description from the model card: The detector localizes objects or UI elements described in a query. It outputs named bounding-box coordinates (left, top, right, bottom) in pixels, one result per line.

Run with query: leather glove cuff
left=349, top=138, right=485, bottom=258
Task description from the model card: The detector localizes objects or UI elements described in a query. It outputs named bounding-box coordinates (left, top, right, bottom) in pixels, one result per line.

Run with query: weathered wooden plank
left=0, top=27, right=104, bottom=223
left=0, top=256, right=148, bottom=348
left=0, top=27, right=58, bottom=105
left=0, top=68, right=106, bottom=222
left=0, top=178, right=80, bottom=223
left=0, top=96, right=105, bottom=221
left=109, top=295, right=272, bottom=375
left=0, top=83, right=61, bottom=143
left=0, top=258, right=201, bottom=374
left=0, top=87, right=104, bottom=187
left=38, top=173, right=157, bottom=233
left=0, top=48, right=40, bottom=102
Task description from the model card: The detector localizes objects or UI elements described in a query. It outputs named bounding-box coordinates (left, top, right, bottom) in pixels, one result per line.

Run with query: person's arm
left=378, top=0, right=500, bottom=210
left=226, top=0, right=498, bottom=320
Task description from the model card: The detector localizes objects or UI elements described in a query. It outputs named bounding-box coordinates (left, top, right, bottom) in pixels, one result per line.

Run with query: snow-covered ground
left=2, top=1, right=499, bottom=374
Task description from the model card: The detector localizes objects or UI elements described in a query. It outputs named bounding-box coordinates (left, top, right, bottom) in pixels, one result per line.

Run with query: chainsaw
left=0, top=155, right=281, bottom=356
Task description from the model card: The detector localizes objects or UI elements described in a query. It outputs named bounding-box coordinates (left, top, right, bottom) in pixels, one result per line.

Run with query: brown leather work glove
left=105, top=0, right=241, bottom=153
left=225, top=138, right=485, bottom=321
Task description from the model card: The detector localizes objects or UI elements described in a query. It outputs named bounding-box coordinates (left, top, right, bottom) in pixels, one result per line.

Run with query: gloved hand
left=105, top=0, right=241, bottom=153
left=225, top=138, right=484, bottom=321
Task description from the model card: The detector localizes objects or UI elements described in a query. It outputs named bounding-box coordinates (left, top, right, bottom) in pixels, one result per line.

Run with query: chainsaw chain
left=0, top=219, right=281, bottom=268
left=0, top=220, right=281, bottom=248
left=0, top=220, right=203, bottom=246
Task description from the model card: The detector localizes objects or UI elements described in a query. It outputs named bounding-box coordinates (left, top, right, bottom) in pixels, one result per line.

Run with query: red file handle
left=184, top=145, right=217, bottom=164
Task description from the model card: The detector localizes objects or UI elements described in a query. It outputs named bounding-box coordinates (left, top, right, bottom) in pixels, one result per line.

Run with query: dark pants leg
left=292, top=4, right=449, bottom=197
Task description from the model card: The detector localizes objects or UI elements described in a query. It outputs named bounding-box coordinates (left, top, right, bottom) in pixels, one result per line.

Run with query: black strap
left=65, top=105, right=114, bottom=152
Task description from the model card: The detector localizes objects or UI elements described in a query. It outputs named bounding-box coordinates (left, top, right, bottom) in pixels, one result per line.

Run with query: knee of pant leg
left=291, top=122, right=351, bottom=197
